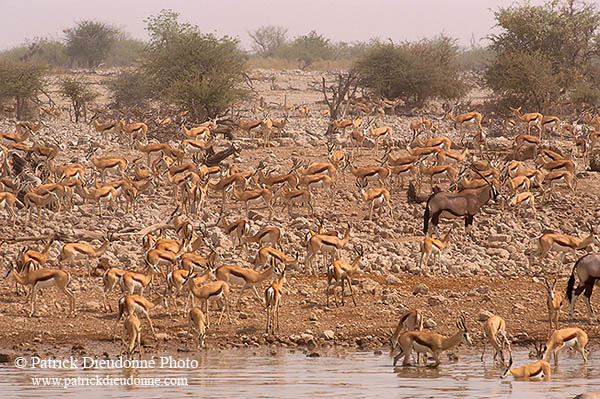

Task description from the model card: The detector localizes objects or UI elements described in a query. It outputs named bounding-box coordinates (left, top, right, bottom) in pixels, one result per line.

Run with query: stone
left=321, top=330, right=335, bottom=340
left=423, top=318, right=437, bottom=329
left=478, top=310, right=494, bottom=321
left=427, top=295, right=446, bottom=307
left=413, top=283, right=429, bottom=296
left=386, top=274, right=401, bottom=285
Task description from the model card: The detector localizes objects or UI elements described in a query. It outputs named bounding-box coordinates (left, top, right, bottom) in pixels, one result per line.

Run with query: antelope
left=238, top=118, right=264, bottom=137
left=509, top=106, right=542, bottom=136
left=145, top=248, right=179, bottom=277
left=123, top=314, right=142, bottom=359
left=88, top=149, right=128, bottom=181
left=16, top=119, right=44, bottom=135
left=115, top=294, right=167, bottom=340
left=514, top=168, right=544, bottom=188
left=136, top=140, right=172, bottom=167
left=392, top=315, right=472, bottom=367
left=541, top=115, right=561, bottom=138
left=539, top=327, right=588, bottom=366
left=388, top=162, right=418, bottom=190
left=180, top=250, right=218, bottom=273
left=445, top=109, right=484, bottom=142
left=278, top=186, right=314, bottom=217
left=91, top=115, right=121, bottom=141
left=182, top=274, right=232, bottom=327
left=507, top=175, right=530, bottom=194
left=536, top=155, right=576, bottom=174
left=188, top=307, right=207, bottom=348
left=232, top=186, right=274, bottom=221
left=417, top=162, right=457, bottom=190
left=347, top=160, right=390, bottom=188
left=435, top=148, right=468, bottom=165
left=567, top=253, right=600, bottom=321
left=216, top=262, right=279, bottom=307
left=327, top=145, right=346, bottom=172
left=48, top=160, right=85, bottom=181
left=423, top=170, right=499, bottom=237
left=528, top=223, right=597, bottom=266
left=513, top=134, right=540, bottom=158
left=19, top=237, right=55, bottom=269
left=416, top=136, right=452, bottom=151
left=365, top=123, right=393, bottom=153
left=305, top=223, right=351, bottom=275
left=167, top=267, right=214, bottom=315
left=181, top=138, right=215, bottom=155
left=4, top=262, right=75, bottom=317
left=99, top=264, right=128, bottom=312
left=256, top=164, right=299, bottom=189
left=381, top=149, right=418, bottom=167
left=297, top=159, right=337, bottom=180
left=333, top=119, right=353, bottom=133
left=120, top=121, right=148, bottom=145
left=23, top=191, right=59, bottom=222
left=543, top=277, right=563, bottom=331
left=31, top=142, right=59, bottom=160
left=254, top=247, right=298, bottom=270
left=574, top=135, right=588, bottom=160
left=539, top=148, right=565, bottom=161
left=0, top=191, right=22, bottom=226
left=242, top=226, right=282, bottom=250
left=120, top=263, right=160, bottom=296
left=79, top=183, right=118, bottom=217
left=541, top=170, right=577, bottom=198
left=351, top=119, right=365, bottom=155
left=265, top=270, right=286, bottom=334
left=216, top=214, right=250, bottom=251
left=326, top=245, right=363, bottom=307
left=356, top=180, right=394, bottom=221
left=419, top=226, right=453, bottom=275
left=167, top=207, right=194, bottom=248
left=59, top=233, right=113, bottom=279
left=208, top=172, right=247, bottom=211
left=501, top=355, right=551, bottom=380
left=405, top=145, right=441, bottom=158
left=297, top=174, right=335, bottom=205
left=271, top=115, right=288, bottom=137
left=481, top=315, right=510, bottom=365
left=510, top=192, right=536, bottom=217
left=0, top=127, right=31, bottom=145
left=390, top=309, right=424, bottom=353
left=181, top=124, right=211, bottom=140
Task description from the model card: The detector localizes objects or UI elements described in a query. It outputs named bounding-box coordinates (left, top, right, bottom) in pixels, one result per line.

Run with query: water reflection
left=0, top=349, right=597, bottom=398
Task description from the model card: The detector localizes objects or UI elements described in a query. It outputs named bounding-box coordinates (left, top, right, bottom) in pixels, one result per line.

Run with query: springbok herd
left=2, top=91, right=600, bottom=381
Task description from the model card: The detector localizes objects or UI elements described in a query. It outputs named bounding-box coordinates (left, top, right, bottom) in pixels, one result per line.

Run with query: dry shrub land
left=0, top=68, right=599, bottom=362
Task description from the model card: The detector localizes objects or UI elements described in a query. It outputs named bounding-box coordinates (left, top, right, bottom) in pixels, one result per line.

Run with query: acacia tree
left=248, top=25, right=288, bottom=56
left=58, top=77, right=98, bottom=122
left=486, top=0, right=600, bottom=110
left=353, top=36, right=467, bottom=107
left=64, top=20, right=118, bottom=68
left=143, top=10, right=247, bottom=120
left=0, top=61, right=46, bottom=120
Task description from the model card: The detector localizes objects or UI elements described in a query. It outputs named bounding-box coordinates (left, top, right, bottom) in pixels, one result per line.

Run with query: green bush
left=353, top=36, right=467, bottom=107
left=0, top=61, right=46, bottom=120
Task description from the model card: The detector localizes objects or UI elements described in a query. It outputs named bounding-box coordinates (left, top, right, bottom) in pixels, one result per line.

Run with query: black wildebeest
left=566, top=253, right=600, bottom=321
left=423, top=168, right=499, bottom=236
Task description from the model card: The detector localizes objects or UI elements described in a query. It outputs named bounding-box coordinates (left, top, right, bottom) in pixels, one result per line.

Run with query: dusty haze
left=1, top=0, right=547, bottom=51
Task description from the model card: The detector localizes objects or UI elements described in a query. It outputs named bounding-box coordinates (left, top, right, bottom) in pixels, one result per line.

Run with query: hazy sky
left=1, top=0, right=547, bottom=51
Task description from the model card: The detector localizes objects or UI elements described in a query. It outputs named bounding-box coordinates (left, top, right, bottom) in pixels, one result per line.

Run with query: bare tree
left=248, top=26, right=288, bottom=56
left=321, top=71, right=359, bottom=139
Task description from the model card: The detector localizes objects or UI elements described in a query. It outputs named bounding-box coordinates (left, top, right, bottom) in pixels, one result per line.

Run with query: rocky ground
left=0, top=68, right=599, bottom=362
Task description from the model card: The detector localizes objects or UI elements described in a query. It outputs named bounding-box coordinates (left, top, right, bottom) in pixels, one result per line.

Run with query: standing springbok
left=423, top=168, right=499, bottom=237
left=304, top=223, right=351, bottom=275
left=326, top=245, right=363, bottom=307
left=392, top=315, right=472, bottom=367
left=390, top=309, right=424, bottom=363
left=418, top=226, right=453, bottom=275
left=528, top=223, right=598, bottom=266
left=544, top=277, right=563, bottom=331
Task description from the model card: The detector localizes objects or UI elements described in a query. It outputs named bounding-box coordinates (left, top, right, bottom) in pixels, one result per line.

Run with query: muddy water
left=1, top=348, right=598, bottom=398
